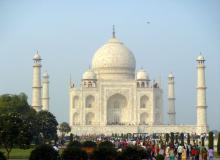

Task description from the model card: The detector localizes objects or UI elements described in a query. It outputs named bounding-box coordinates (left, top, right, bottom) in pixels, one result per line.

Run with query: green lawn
left=215, top=152, right=220, bottom=158
left=0, top=148, right=33, bottom=159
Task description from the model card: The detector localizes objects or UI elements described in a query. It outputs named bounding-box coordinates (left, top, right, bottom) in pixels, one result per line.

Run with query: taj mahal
left=31, top=29, right=209, bottom=135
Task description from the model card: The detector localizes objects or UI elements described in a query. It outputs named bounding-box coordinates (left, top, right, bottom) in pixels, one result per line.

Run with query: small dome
left=43, top=71, right=49, bottom=78
left=168, top=72, right=174, bottom=78
left=33, top=51, right=41, bottom=60
left=137, top=69, right=149, bottom=80
left=83, top=69, right=97, bottom=80
left=197, top=55, right=205, bottom=61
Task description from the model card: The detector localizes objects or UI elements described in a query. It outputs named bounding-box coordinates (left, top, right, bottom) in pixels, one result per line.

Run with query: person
left=202, top=148, right=208, bottom=160
left=182, top=146, right=187, bottom=160
left=186, top=144, right=191, bottom=160
left=195, top=145, right=200, bottom=160
left=177, top=145, right=183, bottom=160
left=165, top=146, right=170, bottom=160
left=169, top=147, right=175, bottom=160
left=208, top=147, right=214, bottom=160
left=191, top=146, right=196, bottom=160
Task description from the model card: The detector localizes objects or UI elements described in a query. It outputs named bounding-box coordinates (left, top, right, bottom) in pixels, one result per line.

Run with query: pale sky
left=0, top=0, right=219, bottom=130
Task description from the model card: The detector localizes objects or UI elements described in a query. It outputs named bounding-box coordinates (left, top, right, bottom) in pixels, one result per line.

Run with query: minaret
left=168, top=73, right=176, bottom=125
left=42, top=71, right=49, bottom=111
left=196, top=54, right=208, bottom=132
left=32, top=51, right=42, bottom=111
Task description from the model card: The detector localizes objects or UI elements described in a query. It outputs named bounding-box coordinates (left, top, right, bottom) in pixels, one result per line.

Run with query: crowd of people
left=69, top=134, right=215, bottom=160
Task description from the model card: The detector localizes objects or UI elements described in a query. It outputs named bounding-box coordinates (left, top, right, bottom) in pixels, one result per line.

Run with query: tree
left=208, top=131, right=214, bottom=149
left=67, top=141, right=82, bottom=148
left=98, top=141, right=115, bottom=149
left=187, top=133, right=191, bottom=145
left=58, top=122, right=71, bottom=139
left=165, top=133, right=170, bottom=144
left=61, top=147, right=87, bottom=160
left=29, top=144, right=59, bottom=160
left=201, top=136, right=205, bottom=147
left=180, top=133, right=184, bottom=146
left=0, top=112, right=33, bottom=159
left=175, top=133, right=179, bottom=144
left=0, top=151, right=6, bottom=160
left=36, top=111, right=58, bottom=144
left=121, top=146, right=148, bottom=160
left=70, top=133, right=73, bottom=142
left=170, top=132, right=174, bottom=145
left=217, top=133, right=220, bottom=155
left=0, top=93, right=30, bottom=114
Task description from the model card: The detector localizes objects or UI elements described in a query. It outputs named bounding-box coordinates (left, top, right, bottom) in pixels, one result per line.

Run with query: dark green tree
left=208, top=131, right=214, bottom=149
left=98, top=141, right=115, bottom=149
left=82, top=141, right=97, bottom=148
left=180, top=133, right=184, bottom=146
left=67, top=140, right=82, bottom=148
left=58, top=122, right=71, bottom=139
left=29, top=144, right=59, bottom=160
left=121, top=146, right=148, bottom=160
left=170, top=132, right=174, bottom=145
left=0, top=151, right=6, bottom=160
left=61, top=147, right=87, bottom=160
left=0, top=93, right=30, bottom=114
left=36, top=111, right=58, bottom=144
left=165, top=133, right=170, bottom=144
left=217, top=133, right=220, bottom=155
left=175, top=133, right=179, bottom=144
left=93, top=147, right=117, bottom=160
left=0, top=112, right=33, bottom=159
left=201, top=136, right=205, bottom=147
left=187, top=133, right=191, bottom=145
left=69, top=133, right=73, bottom=142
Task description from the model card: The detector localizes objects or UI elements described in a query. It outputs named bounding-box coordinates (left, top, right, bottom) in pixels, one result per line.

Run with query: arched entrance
left=107, top=94, right=127, bottom=125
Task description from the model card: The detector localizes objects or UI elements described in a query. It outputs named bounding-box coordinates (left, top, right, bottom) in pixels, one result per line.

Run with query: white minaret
left=32, top=51, right=42, bottom=111
left=168, top=73, right=176, bottom=125
left=196, top=54, right=208, bottom=132
left=42, top=71, right=49, bottom=111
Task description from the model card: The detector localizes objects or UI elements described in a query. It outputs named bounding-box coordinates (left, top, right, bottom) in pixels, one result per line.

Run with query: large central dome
left=92, top=36, right=136, bottom=80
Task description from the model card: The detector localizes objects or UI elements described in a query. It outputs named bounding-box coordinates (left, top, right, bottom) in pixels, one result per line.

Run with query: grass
left=0, top=148, right=33, bottom=159
left=215, top=152, right=220, bottom=158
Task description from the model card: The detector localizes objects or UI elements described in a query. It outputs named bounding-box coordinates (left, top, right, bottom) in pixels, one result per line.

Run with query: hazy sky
left=0, top=0, right=219, bottom=130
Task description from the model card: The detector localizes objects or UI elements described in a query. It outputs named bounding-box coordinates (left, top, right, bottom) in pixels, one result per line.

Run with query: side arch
left=85, top=112, right=95, bottom=125
left=140, top=112, right=148, bottom=125
left=73, top=112, right=79, bottom=125
left=140, top=95, right=149, bottom=108
left=85, top=95, right=95, bottom=108
left=73, top=96, right=79, bottom=108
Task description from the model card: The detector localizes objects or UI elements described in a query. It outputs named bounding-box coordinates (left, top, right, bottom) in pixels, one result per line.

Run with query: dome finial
left=112, top=25, right=116, bottom=38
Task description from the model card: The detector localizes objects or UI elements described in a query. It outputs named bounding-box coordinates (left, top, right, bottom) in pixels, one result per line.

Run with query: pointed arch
left=73, top=112, right=79, bottom=125
left=140, top=112, right=148, bottom=125
left=85, top=112, right=95, bottom=125
left=140, top=95, right=149, bottom=108
left=73, top=96, right=79, bottom=108
left=85, top=95, right=95, bottom=108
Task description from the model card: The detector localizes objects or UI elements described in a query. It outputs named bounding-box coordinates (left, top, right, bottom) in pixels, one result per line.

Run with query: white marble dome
left=33, top=52, right=41, bottom=60
left=197, top=55, right=205, bottom=61
left=91, top=37, right=136, bottom=80
left=168, top=72, right=174, bottom=78
left=83, top=69, right=97, bottom=80
left=43, top=71, right=49, bottom=78
left=137, top=69, right=149, bottom=80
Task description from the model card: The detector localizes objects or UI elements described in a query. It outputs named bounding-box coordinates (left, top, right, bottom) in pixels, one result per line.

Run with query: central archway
left=107, top=94, right=127, bottom=125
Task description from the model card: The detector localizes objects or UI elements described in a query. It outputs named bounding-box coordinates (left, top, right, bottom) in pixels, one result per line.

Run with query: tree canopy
left=0, top=112, right=33, bottom=159
left=36, top=111, right=58, bottom=143
left=58, top=122, right=71, bottom=138
left=0, top=93, right=30, bottom=114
